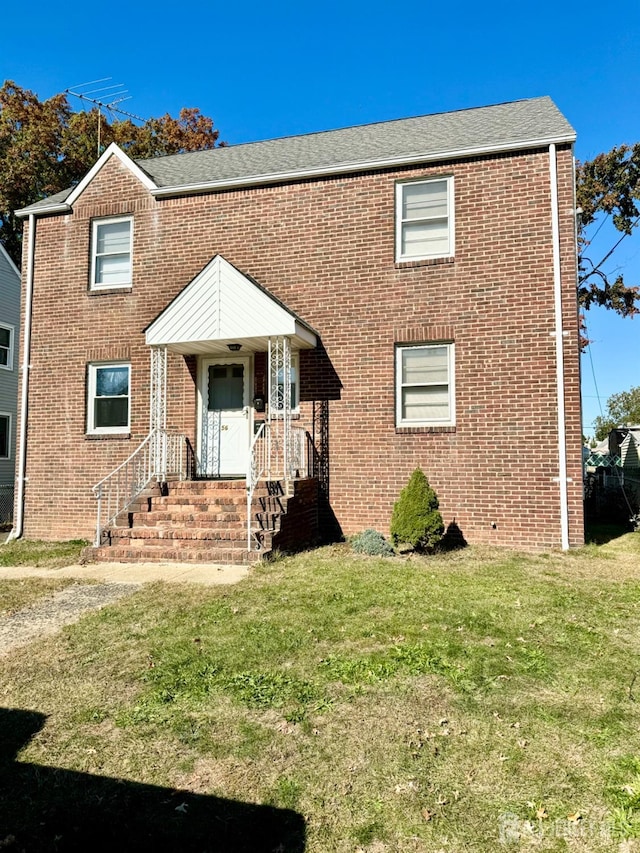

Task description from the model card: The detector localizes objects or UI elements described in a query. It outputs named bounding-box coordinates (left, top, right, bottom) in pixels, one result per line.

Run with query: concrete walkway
left=0, top=529, right=251, bottom=585
left=0, top=582, right=140, bottom=656
left=0, top=561, right=250, bottom=585
left=0, top=561, right=251, bottom=657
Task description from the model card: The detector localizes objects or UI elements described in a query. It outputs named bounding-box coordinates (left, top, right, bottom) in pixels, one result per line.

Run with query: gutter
left=149, top=134, right=576, bottom=199
left=549, top=144, right=570, bottom=550
left=6, top=214, right=35, bottom=541
left=16, top=133, right=576, bottom=215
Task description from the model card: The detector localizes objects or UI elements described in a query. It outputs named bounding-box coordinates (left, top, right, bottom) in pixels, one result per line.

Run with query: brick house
left=13, top=96, right=584, bottom=559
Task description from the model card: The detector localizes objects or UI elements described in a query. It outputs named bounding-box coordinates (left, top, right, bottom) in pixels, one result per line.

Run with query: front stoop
left=82, top=478, right=319, bottom=565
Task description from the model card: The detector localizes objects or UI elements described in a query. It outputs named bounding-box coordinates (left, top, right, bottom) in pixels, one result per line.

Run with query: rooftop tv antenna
left=65, top=78, right=147, bottom=156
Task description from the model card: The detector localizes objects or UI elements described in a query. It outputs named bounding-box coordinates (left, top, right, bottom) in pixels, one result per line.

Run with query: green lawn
left=0, top=537, right=87, bottom=567
left=2, top=535, right=640, bottom=851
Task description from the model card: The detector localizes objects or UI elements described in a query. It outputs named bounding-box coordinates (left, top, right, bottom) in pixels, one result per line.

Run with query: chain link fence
left=0, top=484, right=14, bottom=527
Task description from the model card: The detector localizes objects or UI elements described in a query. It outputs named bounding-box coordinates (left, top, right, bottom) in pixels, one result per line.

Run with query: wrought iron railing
left=92, top=429, right=186, bottom=546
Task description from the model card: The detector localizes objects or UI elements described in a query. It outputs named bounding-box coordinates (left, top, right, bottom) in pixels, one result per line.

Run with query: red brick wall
left=18, top=144, right=583, bottom=549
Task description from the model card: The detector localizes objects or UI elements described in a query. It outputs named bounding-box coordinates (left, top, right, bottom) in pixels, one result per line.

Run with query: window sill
left=395, top=425, right=456, bottom=434
left=88, top=286, right=133, bottom=296
left=85, top=432, right=131, bottom=440
left=395, top=256, right=455, bottom=270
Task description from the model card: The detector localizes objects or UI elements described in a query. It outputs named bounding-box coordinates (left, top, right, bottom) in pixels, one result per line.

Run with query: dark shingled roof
left=137, top=96, right=574, bottom=189
left=19, top=96, right=575, bottom=213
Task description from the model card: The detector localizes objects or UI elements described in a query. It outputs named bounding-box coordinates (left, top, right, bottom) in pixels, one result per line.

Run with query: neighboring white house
left=0, top=242, right=20, bottom=523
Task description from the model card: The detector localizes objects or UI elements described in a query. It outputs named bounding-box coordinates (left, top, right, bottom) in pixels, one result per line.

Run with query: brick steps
left=85, top=478, right=285, bottom=565
left=111, top=527, right=248, bottom=543
left=83, top=477, right=318, bottom=566
left=89, top=545, right=259, bottom=565
left=134, top=511, right=244, bottom=526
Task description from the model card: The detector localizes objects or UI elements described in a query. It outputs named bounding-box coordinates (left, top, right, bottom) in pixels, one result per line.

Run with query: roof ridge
left=135, top=95, right=555, bottom=167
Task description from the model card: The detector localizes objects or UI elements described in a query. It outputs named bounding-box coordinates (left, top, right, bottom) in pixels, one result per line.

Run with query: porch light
left=227, top=343, right=241, bottom=352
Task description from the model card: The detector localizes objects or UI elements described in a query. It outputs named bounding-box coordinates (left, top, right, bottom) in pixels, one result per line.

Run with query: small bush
left=390, top=468, right=444, bottom=552
left=351, top=529, right=395, bottom=556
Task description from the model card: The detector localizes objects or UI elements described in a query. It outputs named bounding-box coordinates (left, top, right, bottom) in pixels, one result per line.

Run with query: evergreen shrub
left=390, top=468, right=444, bottom=552
left=351, top=529, right=395, bottom=556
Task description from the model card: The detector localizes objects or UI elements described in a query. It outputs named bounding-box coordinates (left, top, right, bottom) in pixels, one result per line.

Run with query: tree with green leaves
left=576, top=145, right=640, bottom=320
left=593, top=385, right=640, bottom=441
left=0, top=80, right=224, bottom=266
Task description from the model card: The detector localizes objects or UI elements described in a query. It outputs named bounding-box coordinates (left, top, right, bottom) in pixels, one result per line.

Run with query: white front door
left=198, top=357, right=251, bottom=477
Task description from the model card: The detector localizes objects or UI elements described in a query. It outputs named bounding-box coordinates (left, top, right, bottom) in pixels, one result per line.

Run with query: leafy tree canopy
left=593, top=385, right=640, bottom=441
left=576, top=145, right=640, bottom=320
left=0, top=80, right=224, bottom=265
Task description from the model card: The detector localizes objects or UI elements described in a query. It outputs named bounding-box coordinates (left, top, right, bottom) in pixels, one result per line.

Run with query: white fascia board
left=15, top=143, right=158, bottom=219
left=150, top=133, right=577, bottom=198
left=0, top=242, right=20, bottom=277
left=294, top=321, right=317, bottom=348
left=65, top=143, right=157, bottom=206
left=15, top=201, right=71, bottom=219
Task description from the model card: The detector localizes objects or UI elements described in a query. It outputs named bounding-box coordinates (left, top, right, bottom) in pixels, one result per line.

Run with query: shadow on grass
left=0, top=707, right=306, bottom=852
left=584, top=522, right=633, bottom=545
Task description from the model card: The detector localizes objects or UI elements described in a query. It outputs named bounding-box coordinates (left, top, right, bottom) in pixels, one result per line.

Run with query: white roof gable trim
left=65, top=143, right=157, bottom=207
left=145, top=255, right=317, bottom=351
left=0, top=242, right=20, bottom=277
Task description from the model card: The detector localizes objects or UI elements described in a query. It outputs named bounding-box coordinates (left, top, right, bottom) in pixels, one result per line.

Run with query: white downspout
left=6, top=214, right=36, bottom=541
left=549, top=144, right=570, bottom=550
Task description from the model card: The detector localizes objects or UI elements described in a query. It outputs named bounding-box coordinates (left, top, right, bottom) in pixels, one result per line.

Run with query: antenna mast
left=65, top=78, right=147, bottom=157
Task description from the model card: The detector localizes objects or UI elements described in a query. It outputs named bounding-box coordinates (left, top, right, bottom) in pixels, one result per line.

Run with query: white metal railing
left=247, top=422, right=268, bottom=550
left=246, top=423, right=307, bottom=551
left=92, top=429, right=186, bottom=546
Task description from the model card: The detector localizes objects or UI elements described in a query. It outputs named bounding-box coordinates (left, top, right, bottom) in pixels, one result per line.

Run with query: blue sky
left=2, top=0, right=639, bottom=436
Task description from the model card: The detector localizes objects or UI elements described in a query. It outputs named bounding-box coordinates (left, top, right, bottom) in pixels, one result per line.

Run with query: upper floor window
left=0, top=414, right=10, bottom=458
left=87, top=362, right=131, bottom=434
left=0, top=324, right=14, bottom=370
left=91, top=216, right=133, bottom=290
left=396, top=177, right=454, bottom=261
left=396, top=343, right=455, bottom=427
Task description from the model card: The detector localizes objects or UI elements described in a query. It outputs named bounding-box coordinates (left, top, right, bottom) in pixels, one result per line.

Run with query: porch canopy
left=145, top=254, right=316, bottom=353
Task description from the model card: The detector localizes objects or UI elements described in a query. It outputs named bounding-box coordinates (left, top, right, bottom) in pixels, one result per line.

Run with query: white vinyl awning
left=145, top=254, right=317, bottom=354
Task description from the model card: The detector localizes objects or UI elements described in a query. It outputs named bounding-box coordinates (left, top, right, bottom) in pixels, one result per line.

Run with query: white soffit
left=145, top=255, right=317, bottom=350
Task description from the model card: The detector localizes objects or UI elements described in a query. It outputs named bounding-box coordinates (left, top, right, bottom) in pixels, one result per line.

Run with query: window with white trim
left=396, top=343, right=455, bottom=427
left=396, top=177, right=454, bottom=261
left=0, top=414, right=10, bottom=458
left=91, top=216, right=133, bottom=289
left=87, top=363, right=131, bottom=434
left=0, top=323, right=14, bottom=370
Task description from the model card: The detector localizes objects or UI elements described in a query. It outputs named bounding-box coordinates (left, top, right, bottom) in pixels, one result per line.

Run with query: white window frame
left=395, top=343, right=455, bottom=427
left=0, top=413, right=11, bottom=459
left=395, top=176, right=454, bottom=262
left=0, top=323, right=14, bottom=371
left=87, top=362, right=131, bottom=435
left=90, top=215, right=133, bottom=290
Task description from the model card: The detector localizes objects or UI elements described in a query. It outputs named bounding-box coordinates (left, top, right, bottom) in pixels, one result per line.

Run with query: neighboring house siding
left=19, top=141, right=583, bottom=550
left=0, top=244, right=20, bottom=487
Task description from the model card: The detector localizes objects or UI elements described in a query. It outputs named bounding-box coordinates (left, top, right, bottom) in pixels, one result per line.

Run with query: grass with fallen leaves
left=0, top=538, right=87, bottom=568
left=2, top=534, right=640, bottom=851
